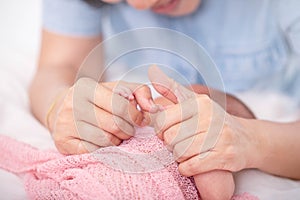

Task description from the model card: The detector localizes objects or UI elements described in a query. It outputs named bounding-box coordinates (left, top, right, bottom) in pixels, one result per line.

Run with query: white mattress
left=0, top=1, right=300, bottom=199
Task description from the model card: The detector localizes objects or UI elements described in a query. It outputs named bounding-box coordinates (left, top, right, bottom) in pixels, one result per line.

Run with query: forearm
left=29, top=65, right=76, bottom=127
left=243, top=118, right=300, bottom=179
left=30, top=30, right=102, bottom=128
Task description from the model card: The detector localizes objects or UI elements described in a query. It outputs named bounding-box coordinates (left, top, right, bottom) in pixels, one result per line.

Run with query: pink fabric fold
left=0, top=127, right=258, bottom=200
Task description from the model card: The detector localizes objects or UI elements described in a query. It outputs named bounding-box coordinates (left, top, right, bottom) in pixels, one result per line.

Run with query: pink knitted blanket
left=0, top=127, right=258, bottom=200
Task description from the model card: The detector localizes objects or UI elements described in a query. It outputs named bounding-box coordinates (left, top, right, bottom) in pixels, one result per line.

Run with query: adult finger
left=178, top=151, right=231, bottom=177
left=75, top=121, right=122, bottom=147
left=115, top=81, right=159, bottom=113
left=77, top=101, right=135, bottom=138
left=75, top=78, right=144, bottom=126
left=55, top=138, right=101, bottom=155
left=148, top=65, right=196, bottom=103
left=162, top=116, right=204, bottom=150
left=172, top=133, right=208, bottom=163
left=173, top=114, right=226, bottom=164
left=153, top=98, right=199, bottom=135
left=132, top=84, right=160, bottom=113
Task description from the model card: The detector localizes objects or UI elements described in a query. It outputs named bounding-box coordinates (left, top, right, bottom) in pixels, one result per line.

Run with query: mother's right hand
left=47, top=77, right=155, bottom=155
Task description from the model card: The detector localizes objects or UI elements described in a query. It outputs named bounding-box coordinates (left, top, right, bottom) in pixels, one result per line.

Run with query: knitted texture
left=0, top=127, right=258, bottom=200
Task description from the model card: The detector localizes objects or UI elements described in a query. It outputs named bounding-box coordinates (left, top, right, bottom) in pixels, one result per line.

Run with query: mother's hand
left=148, top=65, right=264, bottom=176
left=48, top=78, right=156, bottom=154
left=189, top=84, right=255, bottom=119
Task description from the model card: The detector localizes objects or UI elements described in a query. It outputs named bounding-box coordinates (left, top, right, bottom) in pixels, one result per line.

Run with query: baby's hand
left=194, top=171, right=234, bottom=200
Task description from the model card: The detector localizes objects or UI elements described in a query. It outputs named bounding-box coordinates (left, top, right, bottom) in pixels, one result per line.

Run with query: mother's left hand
left=148, top=66, right=264, bottom=177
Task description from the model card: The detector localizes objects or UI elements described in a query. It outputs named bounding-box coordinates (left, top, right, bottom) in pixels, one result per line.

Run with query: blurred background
left=0, top=1, right=44, bottom=199
left=0, top=0, right=41, bottom=71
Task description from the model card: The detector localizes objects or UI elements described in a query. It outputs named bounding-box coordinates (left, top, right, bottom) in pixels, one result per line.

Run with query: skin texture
left=148, top=65, right=235, bottom=200
left=30, top=30, right=156, bottom=154
left=189, top=85, right=255, bottom=119
left=148, top=65, right=300, bottom=183
left=30, top=1, right=300, bottom=199
left=49, top=79, right=156, bottom=154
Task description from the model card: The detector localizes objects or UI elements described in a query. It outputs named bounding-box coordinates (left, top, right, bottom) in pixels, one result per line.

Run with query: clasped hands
left=48, top=65, right=262, bottom=196
left=47, top=65, right=264, bottom=199
left=49, top=65, right=259, bottom=172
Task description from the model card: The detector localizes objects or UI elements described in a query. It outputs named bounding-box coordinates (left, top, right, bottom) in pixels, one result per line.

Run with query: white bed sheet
left=0, top=1, right=300, bottom=199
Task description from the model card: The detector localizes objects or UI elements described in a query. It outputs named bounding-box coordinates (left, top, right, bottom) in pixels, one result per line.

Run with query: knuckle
left=173, top=144, right=188, bottom=163
left=130, top=110, right=143, bottom=125
left=115, top=120, right=134, bottom=138
left=98, top=133, right=113, bottom=147
left=187, top=161, right=199, bottom=175
left=75, top=141, right=89, bottom=154
left=105, top=133, right=121, bottom=146
left=163, top=128, right=177, bottom=148
left=54, top=138, right=71, bottom=155
left=111, top=120, right=121, bottom=134
left=178, top=164, right=187, bottom=176
left=105, top=133, right=115, bottom=144
left=173, top=148, right=183, bottom=162
left=178, top=161, right=196, bottom=177
left=56, top=145, right=69, bottom=155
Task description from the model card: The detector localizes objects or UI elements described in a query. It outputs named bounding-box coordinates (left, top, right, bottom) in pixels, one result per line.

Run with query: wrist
left=235, top=117, right=269, bottom=170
